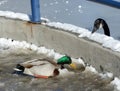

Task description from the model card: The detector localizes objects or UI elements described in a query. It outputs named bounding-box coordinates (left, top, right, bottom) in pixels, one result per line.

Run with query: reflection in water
left=0, top=49, right=114, bottom=91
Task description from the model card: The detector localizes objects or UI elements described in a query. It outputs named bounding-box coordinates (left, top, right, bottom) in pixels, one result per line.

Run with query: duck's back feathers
left=14, top=58, right=59, bottom=78
left=21, top=58, right=58, bottom=68
left=24, top=63, right=59, bottom=77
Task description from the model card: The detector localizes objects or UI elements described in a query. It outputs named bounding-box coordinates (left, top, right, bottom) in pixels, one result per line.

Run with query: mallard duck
left=13, top=56, right=77, bottom=78
left=92, top=18, right=110, bottom=36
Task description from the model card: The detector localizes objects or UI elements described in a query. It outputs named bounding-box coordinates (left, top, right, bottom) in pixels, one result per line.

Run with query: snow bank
left=0, top=10, right=49, bottom=22
left=84, top=65, right=120, bottom=91
left=0, top=11, right=29, bottom=21
left=0, top=38, right=86, bottom=67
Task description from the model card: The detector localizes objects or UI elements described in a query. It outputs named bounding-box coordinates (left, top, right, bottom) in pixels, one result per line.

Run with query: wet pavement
left=0, top=49, right=114, bottom=91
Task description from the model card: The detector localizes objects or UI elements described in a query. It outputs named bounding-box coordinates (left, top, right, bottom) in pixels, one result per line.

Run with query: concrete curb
left=0, top=17, right=120, bottom=77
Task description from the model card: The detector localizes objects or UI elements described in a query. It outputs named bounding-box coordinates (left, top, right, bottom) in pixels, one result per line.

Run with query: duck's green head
left=57, top=56, right=72, bottom=65
left=57, top=55, right=77, bottom=69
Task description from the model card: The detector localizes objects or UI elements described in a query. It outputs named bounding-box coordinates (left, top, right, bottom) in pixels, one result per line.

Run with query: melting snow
left=111, top=77, right=120, bottom=91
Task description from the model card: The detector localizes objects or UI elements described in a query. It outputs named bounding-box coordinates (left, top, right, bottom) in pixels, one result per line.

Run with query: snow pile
left=0, top=10, right=49, bottom=22
left=84, top=66, right=120, bottom=91
left=0, top=38, right=77, bottom=64
left=47, top=22, right=87, bottom=34
left=111, top=77, right=120, bottom=91
left=83, top=65, right=98, bottom=74
left=0, top=38, right=86, bottom=66
left=0, top=38, right=62, bottom=59
left=0, top=11, right=29, bottom=21
left=100, top=72, right=120, bottom=91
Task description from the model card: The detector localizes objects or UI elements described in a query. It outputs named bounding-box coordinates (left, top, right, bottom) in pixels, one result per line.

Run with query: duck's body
left=14, top=58, right=59, bottom=78
left=13, top=56, right=84, bottom=78
left=92, top=18, right=110, bottom=36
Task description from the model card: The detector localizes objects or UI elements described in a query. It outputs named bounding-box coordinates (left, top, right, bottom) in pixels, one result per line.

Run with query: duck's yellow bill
left=69, top=63, right=77, bottom=70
